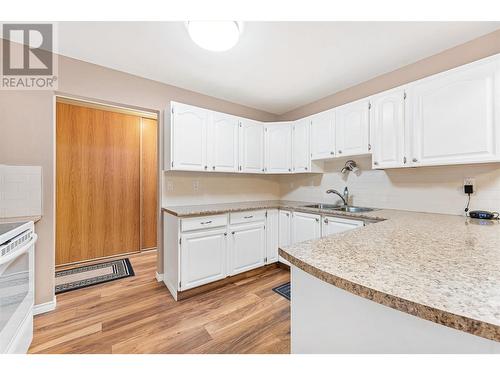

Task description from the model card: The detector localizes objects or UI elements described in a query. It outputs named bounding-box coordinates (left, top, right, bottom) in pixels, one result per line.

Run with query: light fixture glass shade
left=187, top=21, right=241, bottom=52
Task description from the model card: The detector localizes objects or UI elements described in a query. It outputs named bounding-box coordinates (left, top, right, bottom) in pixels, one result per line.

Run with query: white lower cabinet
left=278, top=210, right=292, bottom=248
left=266, top=209, right=279, bottom=264
left=292, top=212, right=321, bottom=243
left=322, top=216, right=364, bottom=237
left=165, top=210, right=278, bottom=298
left=229, top=222, right=266, bottom=276
left=180, top=227, right=227, bottom=291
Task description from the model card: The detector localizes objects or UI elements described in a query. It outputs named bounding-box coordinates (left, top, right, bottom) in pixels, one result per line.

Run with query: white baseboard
left=155, top=272, right=164, bottom=282
left=33, top=296, right=57, bottom=316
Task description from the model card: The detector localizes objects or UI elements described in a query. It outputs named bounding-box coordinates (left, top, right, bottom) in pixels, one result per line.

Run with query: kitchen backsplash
left=0, top=165, right=42, bottom=218
left=161, top=158, right=500, bottom=216
left=280, top=156, right=500, bottom=216
left=162, top=171, right=280, bottom=206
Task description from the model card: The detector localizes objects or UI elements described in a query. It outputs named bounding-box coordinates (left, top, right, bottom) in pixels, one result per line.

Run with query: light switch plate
left=192, top=180, right=200, bottom=192
left=166, top=180, right=174, bottom=192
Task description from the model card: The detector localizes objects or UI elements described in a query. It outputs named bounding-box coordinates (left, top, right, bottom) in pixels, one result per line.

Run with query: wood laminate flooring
left=29, top=251, right=291, bottom=354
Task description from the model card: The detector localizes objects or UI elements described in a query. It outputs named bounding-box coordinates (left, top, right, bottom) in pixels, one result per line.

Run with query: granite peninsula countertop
left=279, top=208, right=500, bottom=342
left=164, top=200, right=500, bottom=342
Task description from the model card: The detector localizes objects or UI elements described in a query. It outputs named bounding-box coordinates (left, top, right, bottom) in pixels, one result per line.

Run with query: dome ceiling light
left=186, top=21, right=243, bottom=52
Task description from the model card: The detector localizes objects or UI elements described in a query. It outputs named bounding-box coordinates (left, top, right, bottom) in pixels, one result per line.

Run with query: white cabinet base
left=291, top=266, right=500, bottom=354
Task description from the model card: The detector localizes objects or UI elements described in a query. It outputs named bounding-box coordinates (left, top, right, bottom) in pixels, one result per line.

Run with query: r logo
left=2, top=24, right=53, bottom=76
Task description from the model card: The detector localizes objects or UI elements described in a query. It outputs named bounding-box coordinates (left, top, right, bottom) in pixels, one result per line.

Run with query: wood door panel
left=141, top=117, right=158, bottom=250
left=56, top=102, right=141, bottom=265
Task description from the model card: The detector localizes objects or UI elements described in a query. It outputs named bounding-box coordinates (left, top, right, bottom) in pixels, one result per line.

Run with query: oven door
left=0, top=234, right=36, bottom=353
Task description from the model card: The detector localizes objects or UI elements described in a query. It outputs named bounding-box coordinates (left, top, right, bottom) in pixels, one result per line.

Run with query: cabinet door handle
left=204, top=165, right=208, bottom=170
left=374, top=161, right=379, bottom=166
left=288, top=168, right=291, bottom=172
left=368, top=144, right=371, bottom=151
left=212, top=166, right=216, bottom=170
left=286, top=213, right=289, bottom=217
left=324, top=218, right=328, bottom=224
left=224, top=232, right=227, bottom=236
left=200, top=221, right=212, bottom=225
left=315, top=218, right=320, bottom=222
left=244, top=215, right=253, bottom=219
left=338, top=150, right=342, bottom=154
left=330, top=151, right=335, bottom=155
left=412, top=158, right=418, bottom=163
left=231, top=231, right=235, bottom=235
left=403, top=157, right=407, bottom=164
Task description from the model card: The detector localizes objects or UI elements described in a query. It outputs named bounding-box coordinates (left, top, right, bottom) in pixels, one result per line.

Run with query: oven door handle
left=0, top=233, right=38, bottom=266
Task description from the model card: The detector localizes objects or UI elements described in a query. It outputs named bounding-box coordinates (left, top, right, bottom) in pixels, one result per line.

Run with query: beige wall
left=277, top=28, right=500, bottom=216
left=2, top=28, right=500, bottom=307
left=0, top=42, right=278, bottom=306
left=279, top=29, right=500, bottom=121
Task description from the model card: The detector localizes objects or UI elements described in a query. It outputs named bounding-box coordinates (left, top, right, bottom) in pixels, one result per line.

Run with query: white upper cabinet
left=335, top=99, right=370, bottom=157
left=292, top=118, right=311, bottom=172
left=291, top=212, right=321, bottom=244
left=310, top=110, right=336, bottom=160
left=208, top=112, right=239, bottom=172
left=370, top=87, right=407, bottom=169
left=239, top=119, right=265, bottom=173
left=265, top=123, right=292, bottom=173
left=171, top=102, right=208, bottom=171
left=407, top=57, right=500, bottom=167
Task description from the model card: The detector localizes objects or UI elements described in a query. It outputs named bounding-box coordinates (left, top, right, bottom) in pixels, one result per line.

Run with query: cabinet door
left=310, top=110, right=335, bottom=160
left=370, top=88, right=406, bottom=169
left=292, top=212, right=321, bottom=244
left=293, top=119, right=311, bottom=172
left=322, top=216, right=364, bottom=237
left=265, top=123, right=292, bottom=173
left=335, top=99, right=370, bottom=157
left=239, top=119, right=265, bottom=173
left=171, top=102, right=208, bottom=171
left=408, top=58, right=500, bottom=167
left=278, top=210, right=292, bottom=248
left=208, top=112, right=239, bottom=172
left=265, top=209, right=279, bottom=264
left=180, top=228, right=226, bottom=290
left=229, top=222, right=266, bottom=275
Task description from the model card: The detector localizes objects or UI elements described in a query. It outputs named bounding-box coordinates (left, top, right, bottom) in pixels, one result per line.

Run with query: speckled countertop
left=163, top=200, right=382, bottom=221
left=163, top=200, right=500, bottom=342
left=0, top=215, right=42, bottom=224
left=280, top=209, right=500, bottom=342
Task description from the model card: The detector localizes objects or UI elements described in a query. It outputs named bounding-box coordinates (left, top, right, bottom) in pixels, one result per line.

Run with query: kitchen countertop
left=163, top=200, right=383, bottom=221
left=0, top=215, right=42, bottom=224
left=280, top=208, right=500, bottom=342
left=164, top=200, right=500, bottom=342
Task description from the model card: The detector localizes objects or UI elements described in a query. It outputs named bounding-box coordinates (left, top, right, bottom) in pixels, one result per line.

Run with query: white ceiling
left=54, top=22, right=500, bottom=115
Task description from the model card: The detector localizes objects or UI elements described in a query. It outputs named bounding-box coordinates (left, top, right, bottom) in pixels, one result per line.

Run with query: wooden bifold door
left=56, top=100, right=157, bottom=266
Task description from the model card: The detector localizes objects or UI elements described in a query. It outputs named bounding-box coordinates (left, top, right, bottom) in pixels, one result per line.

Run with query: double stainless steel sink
left=302, top=204, right=375, bottom=213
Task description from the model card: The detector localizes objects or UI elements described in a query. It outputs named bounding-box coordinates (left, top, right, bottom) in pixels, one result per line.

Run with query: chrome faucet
left=326, top=187, right=349, bottom=206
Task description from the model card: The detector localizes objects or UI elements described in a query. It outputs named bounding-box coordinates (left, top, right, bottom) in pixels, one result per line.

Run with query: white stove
left=0, top=220, right=37, bottom=353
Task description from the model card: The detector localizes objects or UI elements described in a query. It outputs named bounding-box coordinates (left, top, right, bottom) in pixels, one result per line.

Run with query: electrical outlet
left=192, top=180, right=200, bottom=192
left=167, top=180, right=174, bottom=192
left=464, top=177, right=475, bottom=194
